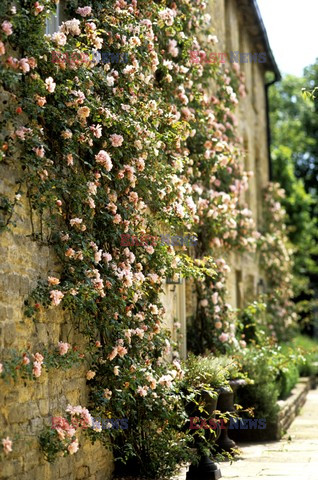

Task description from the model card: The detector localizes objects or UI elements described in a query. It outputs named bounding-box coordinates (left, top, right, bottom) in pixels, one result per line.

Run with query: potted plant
left=211, top=356, right=249, bottom=452
left=182, top=354, right=231, bottom=480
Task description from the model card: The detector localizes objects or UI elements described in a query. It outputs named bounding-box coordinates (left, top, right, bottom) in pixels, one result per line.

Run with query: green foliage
left=269, top=72, right=318, bottom=331
left=237, top=301, right=267, bottom=344
left=282, top=334, right=318, bottom=377
left=184, top=353, right=230, bottom=391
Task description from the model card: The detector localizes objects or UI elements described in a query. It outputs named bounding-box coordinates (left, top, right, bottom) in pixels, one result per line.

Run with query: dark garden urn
left=186, top=390, right=222, bottom=480
left=216, top=379, right=246, bottom=452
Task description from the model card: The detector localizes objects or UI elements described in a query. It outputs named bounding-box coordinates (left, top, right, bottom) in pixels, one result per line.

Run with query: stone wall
left=0, top=161, right=113, bottom=479
left=211, top=0, right=270, bottom=309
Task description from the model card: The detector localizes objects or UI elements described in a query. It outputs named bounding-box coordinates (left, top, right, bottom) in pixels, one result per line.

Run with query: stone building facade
left=161, top=0, right=280, bottom=356
left=0, top=1, right=279, bottom=479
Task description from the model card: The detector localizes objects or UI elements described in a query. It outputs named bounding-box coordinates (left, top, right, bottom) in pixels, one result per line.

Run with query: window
left=45, top=3, right=66, bottom=35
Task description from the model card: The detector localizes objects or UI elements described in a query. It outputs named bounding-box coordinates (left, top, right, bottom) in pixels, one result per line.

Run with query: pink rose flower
left=48, top=276, right=60, bottom=285
left=35, top=95, right=47, bottom=107
left=219, top=332, right=229, bottom=343
left=33, top=352, right=44, bottom=364
left=137, top=386, right=148, bottom=397
left=109, top=134, right=124, bottom=147
left=212, top=292, right=219, bottom=305
left=58, top=341, right=70, bottom=355
left=19, top=58, right=30, bottom=74
left=117, top=346, right=128, bottom=358
left=22, top=354, right=30, bottom=365
left=1, top=21, right=13, bottom=36
left=34, top=2, right=44, bottom=15
left=45, top=77, right=56, bottom=93
left=0, top=41, right=5, bottom=55
left=108, top=347, right=118, bottom=361
left=32, top=361, right=42, bottom=377
left=0, top=363, right=3, bottom=374
left=76, top=6, right=92, bottom=17
left=50, top=290, right=64, bottom=306
left=33, top=146, right=45, bottom=158
left=2, top=437, right=12, bottom=455
left=68, top=439, right=79, bottom=455
left=86, top=370, right=96, bottom=380
left=103, top=388, right=112, bottom=399
left=95, top=150, right=113, bottom=171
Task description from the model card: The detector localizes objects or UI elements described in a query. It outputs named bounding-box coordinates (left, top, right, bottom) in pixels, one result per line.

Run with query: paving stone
left=175, top=389, right=318, bottom=480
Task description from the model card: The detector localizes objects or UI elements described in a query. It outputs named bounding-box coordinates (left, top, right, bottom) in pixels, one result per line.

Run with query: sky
left=257, top=0, right=318, bottom=77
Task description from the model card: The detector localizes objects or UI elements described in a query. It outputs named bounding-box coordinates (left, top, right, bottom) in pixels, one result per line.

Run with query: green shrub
left=235, top=346, right=280, bottom=422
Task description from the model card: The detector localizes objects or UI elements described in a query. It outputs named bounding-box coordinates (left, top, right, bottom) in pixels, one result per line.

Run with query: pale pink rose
left=6, top=56, right=19, bottom=69
left=117, top=346, right=128, bottom=358
left=19, top=58, right=30, bottom=74
left=60, top=19, right=81, bottom=36
left=86, top=370, right=96, bottom=380
left=76, top=6, right=92, bottom=17
left=65, top=248, right=75, bottom=258
left=0, top=363, right=3, bottom=374
left=215, top=321, right=222, bottom=329
left=113, top=214, right=121, bottom=224
left=34, top=2, right=44, bottom=15
left=149, top=304, right=158, bottom=315
left=149, top=379, right=157, bottom=390
left=45, top=77, right=56, bottom=93
left=0, top=41, right=5, bottom=55
left=200, top=299, right=208, bottom=307
left=70, top=217, right=83, bottom=227
left=36, top=95, right=46, bottom=107
left=68, top=439, right=79, bottom=455
left=219, top=332, right=229, bottom=343
left=137, top=386, right=148, bottom=397
left=33, top=352, right=44, bottom=364
left=32, top=361, right=42, bottom=377
left=58, top=341, right=70, bottom=355
left=1, top=21, right=13, bottom=36
left=90, top=124, right=102, bottom=138
left=94, top=250, right=102, bottom=263
left=113, top=366, right=120, bottom=375
left=102, top=252, right=112, bottom=262
left=108, top=347, right=118, bottom=361
left=240, top=340, right=247, bottom=348
left=77, top=105, right=90, bottom=118
left=52, top=31, right=67, bottom=46
left=95, top=150, right=113, bottom=171
left=103, top=388, right=112, bottom=399
left=66, top=154, right=73, bottom=166
left=110, top=134, right=124, bottom=147
left=48, top=276, right=60, bottom=285
left=50, top=289, right=64, bottom=306
left=2, top=437, right=12, bottom=455
left=62, top=129, right=73, bottom=139
left=34, top=146, right=45, bottom=158
left=212, top=292, right=219, bottom=305
left=22, top=354, right=30, bottom=365
left=145, top=245, right=154, bottom=254
left=168, top=39, right=178, bottom=57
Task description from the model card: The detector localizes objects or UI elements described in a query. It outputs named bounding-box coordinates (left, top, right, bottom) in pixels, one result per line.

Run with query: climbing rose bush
left=0, top=0, right=295, bottom=476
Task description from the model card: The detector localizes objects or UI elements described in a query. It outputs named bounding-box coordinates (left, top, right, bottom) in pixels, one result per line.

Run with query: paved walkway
left=175, top=389, right=318, bottom=480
